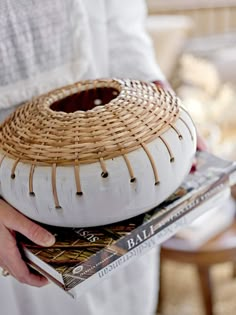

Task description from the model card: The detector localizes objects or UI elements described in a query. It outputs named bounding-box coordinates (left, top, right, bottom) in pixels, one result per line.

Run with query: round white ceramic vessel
left=0, top=108, right=196, bottom=227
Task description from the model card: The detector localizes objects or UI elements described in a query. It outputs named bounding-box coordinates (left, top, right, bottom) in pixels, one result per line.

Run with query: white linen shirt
left=0, top=0, right=164, bottom=111
left=0, top=1, right=163, bottom=314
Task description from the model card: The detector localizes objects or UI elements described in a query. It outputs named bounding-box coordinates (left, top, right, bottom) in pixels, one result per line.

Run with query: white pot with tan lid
left=0, top=79, right=196, bottom=227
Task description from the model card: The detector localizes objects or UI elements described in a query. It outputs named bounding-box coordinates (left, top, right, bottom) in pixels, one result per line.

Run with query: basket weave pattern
left=0, top=79, right=180, bottom=166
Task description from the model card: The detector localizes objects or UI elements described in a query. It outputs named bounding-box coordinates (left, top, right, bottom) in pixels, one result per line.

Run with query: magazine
left=19, top=151, right=236, bottom=298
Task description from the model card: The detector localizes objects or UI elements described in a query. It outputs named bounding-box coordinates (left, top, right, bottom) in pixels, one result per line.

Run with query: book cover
left=19, top=151, right=236, bottom=297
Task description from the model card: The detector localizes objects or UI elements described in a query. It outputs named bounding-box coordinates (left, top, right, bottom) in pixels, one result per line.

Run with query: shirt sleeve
left=106, top=0, right=166, bottom=82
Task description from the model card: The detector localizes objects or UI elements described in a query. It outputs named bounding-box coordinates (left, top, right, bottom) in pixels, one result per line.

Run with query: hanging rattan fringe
left=0, top=79, right=180, bottom=166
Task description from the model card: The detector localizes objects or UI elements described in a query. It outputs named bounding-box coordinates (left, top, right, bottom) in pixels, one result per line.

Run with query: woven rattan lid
left=0, top=79, right=180, bottom=166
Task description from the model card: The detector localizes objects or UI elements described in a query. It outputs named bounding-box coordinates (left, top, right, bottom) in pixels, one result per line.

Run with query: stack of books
left=18, top=151, right=236, bottom=298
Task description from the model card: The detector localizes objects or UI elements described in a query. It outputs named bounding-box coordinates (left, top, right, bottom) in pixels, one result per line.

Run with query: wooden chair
left=158, top=220, right=236, bottom=315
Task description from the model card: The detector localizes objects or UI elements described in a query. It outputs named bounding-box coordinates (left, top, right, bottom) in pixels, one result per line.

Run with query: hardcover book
left=19, top=151, right=236, bottom=298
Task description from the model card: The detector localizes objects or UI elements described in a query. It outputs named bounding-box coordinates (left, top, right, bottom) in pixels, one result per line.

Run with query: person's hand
left=196, top=132, right=208, bottom=151
left=190, top=132, right=209, bottom=173
left=153, top=80, right=173, bottom=93
left=0, top=199, right=55, bottom=287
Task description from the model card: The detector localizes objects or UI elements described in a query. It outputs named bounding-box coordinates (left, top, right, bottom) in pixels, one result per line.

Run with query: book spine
left=69, top=187, right=230, bottom=298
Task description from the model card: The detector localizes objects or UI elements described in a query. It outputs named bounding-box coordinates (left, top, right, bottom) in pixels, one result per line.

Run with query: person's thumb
left=2, top=202, right=55, bottom=246
left=18, top=219, right=56, bottom=247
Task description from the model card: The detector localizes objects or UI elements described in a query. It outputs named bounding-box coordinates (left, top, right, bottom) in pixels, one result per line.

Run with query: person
left=0, top=1, right=205, bottom=315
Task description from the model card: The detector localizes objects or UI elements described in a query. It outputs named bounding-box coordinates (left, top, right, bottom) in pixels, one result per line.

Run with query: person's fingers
left=197, top=132, right=208, bottom=151
left=190, top=158, right=197, bottom=173
left=0, top=200, right=55, bottom=286
left=6, top=255, right=49, bottom=287
left=0, top=222, right=48, bottom=287
left=0, top=200, right=55, bottom=247
left=152, top=80, right=174, bottom=93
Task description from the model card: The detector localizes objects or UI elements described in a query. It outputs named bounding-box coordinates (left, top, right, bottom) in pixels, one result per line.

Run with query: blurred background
left=145, top=1, right=236, bottom=314
left=147, top=0, right=236, bottom=160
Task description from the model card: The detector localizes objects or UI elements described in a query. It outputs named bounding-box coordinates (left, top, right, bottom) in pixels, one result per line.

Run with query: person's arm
left=106, top=0, right=166, bottom=83
left=0, top=199, right=55, bottom=286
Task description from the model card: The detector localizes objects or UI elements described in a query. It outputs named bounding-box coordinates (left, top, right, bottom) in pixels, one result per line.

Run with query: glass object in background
left=175, top=54, right=236, bottom=160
